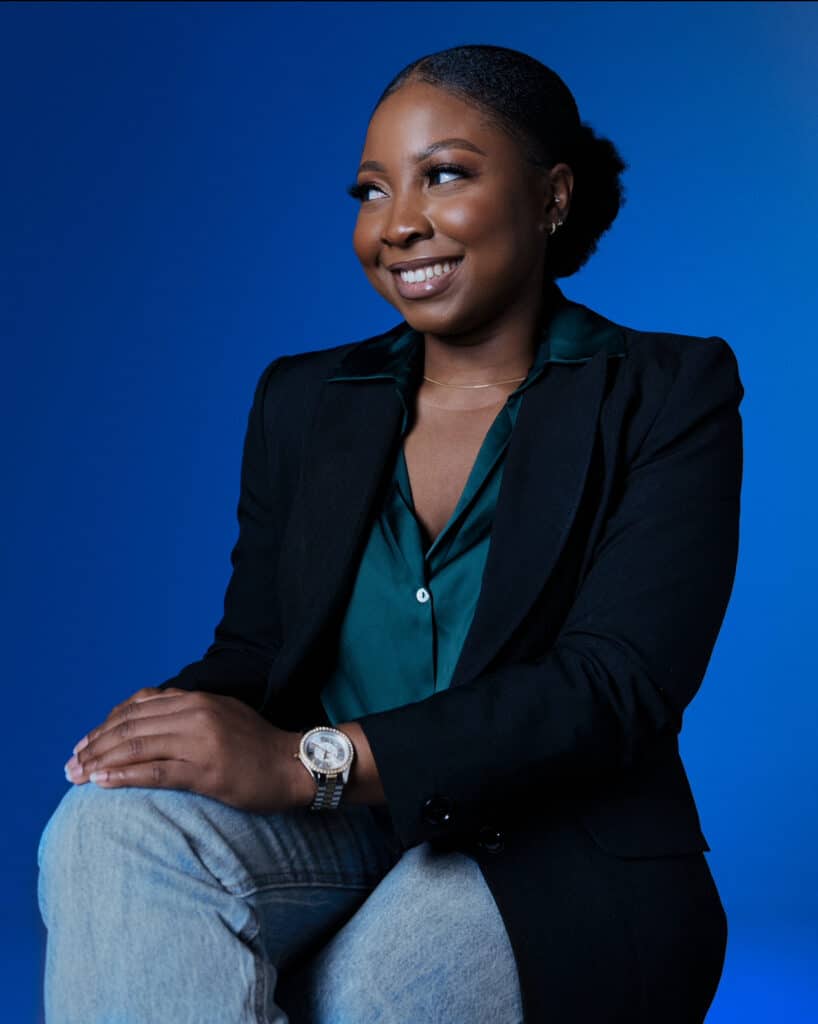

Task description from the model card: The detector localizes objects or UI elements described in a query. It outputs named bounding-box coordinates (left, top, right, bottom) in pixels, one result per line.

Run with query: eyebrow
left=357, top=138, right=487, bottom=175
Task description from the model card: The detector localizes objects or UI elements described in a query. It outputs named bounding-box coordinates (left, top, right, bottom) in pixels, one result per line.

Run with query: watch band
left=311, top=771, right=345, bottom=811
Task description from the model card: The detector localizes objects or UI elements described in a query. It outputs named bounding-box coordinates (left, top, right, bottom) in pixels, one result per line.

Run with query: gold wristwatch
left=294, top=726, right=355, bottom=811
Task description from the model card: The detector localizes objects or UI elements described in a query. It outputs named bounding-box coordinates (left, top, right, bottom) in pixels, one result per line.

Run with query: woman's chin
left=404, top=308, right=497, bottom=341
left=393, top=297, right=475, bottom=336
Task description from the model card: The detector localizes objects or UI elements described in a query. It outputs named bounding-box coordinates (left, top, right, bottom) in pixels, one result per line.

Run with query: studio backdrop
left=2, top=3, right=816, bottom=1021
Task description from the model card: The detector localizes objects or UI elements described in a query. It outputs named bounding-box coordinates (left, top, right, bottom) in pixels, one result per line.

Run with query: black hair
left=374, top=44, right=627, bottom=279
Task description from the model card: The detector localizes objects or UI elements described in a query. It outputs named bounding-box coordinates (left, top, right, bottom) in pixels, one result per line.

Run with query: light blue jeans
left=37, top=783, right=523, bottom=1023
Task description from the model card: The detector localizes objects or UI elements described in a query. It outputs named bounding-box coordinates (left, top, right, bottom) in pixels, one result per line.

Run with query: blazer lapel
left=448, top=350, right=609, bottom=688
left=268, top=374, right=405, bottom=707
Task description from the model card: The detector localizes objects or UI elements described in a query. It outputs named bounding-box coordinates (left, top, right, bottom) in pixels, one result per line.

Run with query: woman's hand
left=63, top=688, right=315, bottom=813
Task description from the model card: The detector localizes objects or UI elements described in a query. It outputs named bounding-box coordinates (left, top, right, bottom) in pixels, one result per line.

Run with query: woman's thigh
left=276, top=841, right=523, bottom=1024
left=37, top=783, right=403, bottom=1023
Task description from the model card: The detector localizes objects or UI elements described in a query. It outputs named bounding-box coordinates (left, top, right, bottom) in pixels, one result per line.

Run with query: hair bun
left=546, top=122, right=627, bottom=279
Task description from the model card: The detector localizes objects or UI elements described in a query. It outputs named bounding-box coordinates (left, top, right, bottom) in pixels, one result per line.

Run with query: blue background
left=3, top=2, right=816, bottom=1020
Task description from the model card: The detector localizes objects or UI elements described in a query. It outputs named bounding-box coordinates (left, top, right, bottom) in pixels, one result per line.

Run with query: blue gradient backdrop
left=3, top=3, right=816, bottom=1021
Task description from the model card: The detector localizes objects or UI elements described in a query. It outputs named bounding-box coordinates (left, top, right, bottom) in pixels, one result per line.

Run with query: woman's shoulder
left=569, top=297, right=739, bottom=374
left=570, top=298, right=743, bottom=412
left=623, top=322, right=740, bottom=384
left=245, top=323, right=410, bottom=434
left=254, top=323, right=406, bottom=391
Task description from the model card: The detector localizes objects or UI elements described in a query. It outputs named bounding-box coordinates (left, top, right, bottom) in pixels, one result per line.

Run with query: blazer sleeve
left=157, top=355, right=290, bottom=708
left=355, top=336, right=745, bottom=850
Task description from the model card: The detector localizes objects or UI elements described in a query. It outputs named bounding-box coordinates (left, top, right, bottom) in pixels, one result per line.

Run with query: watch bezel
left=299, top=726, right=355, bottom=776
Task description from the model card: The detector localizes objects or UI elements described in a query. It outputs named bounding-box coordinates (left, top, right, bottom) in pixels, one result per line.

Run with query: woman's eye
left=362, top=183, right=387, bottom=201
left=346, top=181, right=387, bottom=203
left=346, top=164, right=470, bottom=204
left=427, top=164, right=468, bottom=186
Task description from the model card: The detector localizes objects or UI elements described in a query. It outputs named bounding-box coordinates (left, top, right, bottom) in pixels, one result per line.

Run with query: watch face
left=303, top=729, right=353, bottom=773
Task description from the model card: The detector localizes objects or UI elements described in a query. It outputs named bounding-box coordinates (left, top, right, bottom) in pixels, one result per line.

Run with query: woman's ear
left=545, top=162, right=574, bottom=230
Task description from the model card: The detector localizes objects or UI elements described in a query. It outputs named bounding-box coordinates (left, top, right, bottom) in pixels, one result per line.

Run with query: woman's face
left=351, top=80, right=566, bottom=339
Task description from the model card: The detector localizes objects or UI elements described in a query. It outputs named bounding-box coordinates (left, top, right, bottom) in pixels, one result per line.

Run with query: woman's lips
left=389, top=257, right=463, bottom=300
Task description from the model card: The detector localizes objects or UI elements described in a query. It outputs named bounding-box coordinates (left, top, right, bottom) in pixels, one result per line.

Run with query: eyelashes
left=346, top=181, right=373, bottom=202
left=346, top=163, right=472, bottom=203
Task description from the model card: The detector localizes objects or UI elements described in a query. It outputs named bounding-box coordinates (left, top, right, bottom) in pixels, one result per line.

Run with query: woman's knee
left=40, top=783, right=161, bottom=865
left=37, top=784, right=194, bottom=924
left=39, top=785, right=126, bottom=922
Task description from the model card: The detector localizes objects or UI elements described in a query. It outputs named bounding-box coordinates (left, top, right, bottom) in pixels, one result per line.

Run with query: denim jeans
left=37, top=783, right=523, bottom=1023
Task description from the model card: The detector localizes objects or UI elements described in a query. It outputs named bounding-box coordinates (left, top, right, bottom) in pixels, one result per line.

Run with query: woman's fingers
left=72, top=689, right=188, bottom=755
left=81, top=732, right=187, bottom=779
left=66, top=689, right=193, bottom=782
left=88, top=758, right=199, bottom=792
left=68, top=711, right=187, bottom=781
left=95, top=687, right=169, bottom=729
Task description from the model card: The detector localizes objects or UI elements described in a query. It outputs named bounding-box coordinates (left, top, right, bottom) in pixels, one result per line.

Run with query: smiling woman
left=37, top=44, right=742, bottom=1024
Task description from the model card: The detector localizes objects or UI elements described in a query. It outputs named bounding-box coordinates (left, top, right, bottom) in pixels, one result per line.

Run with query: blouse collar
left=325, top=282, right=626, bottom=396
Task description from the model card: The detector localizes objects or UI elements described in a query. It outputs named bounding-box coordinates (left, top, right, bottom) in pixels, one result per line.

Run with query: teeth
left=399, top=258, right=461, bottom=284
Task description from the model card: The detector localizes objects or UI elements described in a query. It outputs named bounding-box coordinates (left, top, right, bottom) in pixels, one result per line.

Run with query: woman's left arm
left=352, top=336, right=744, bottom=848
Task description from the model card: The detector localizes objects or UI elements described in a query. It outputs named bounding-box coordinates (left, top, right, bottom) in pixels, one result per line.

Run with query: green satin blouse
left=318, top=322, right=553, bottom=725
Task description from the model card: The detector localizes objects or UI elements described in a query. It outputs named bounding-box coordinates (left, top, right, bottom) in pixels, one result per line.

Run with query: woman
left=38, top=44, right=743, bottom=1023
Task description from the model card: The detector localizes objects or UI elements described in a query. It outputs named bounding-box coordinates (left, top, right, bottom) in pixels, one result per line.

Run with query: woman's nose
left=380, top=193, right=432, bottom=247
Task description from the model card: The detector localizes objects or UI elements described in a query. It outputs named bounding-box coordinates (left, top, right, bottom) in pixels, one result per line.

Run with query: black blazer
left=164, top=288, right=744, bottom=1021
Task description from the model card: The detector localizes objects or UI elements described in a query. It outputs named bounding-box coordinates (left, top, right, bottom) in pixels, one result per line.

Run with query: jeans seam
left=251, top=931, right=279, bottom=1024
left=228, top=878, right=378, bottom=899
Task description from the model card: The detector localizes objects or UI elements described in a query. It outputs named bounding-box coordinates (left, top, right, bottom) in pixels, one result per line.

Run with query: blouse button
left=416, top=587, right=431, bottom=604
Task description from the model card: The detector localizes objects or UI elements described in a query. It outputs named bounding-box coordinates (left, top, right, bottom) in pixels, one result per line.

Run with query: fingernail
left=73, top=736, right=88, bottom=755
left=64, top=755, right=81, bottom=778
left=90, top=771, right=109, bottom=784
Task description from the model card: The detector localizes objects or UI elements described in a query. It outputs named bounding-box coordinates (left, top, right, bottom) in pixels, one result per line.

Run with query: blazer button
left=477, top=826, right=505, bottom=853
left=422, top=795, right=454, bottom=826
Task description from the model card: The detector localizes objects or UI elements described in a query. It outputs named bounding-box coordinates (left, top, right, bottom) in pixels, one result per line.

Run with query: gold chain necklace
left=422, top=373, right=528, bottom=390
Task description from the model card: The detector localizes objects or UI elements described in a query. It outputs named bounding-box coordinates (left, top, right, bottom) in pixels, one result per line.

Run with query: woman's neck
left=419, top=285, right=557, bottom=406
